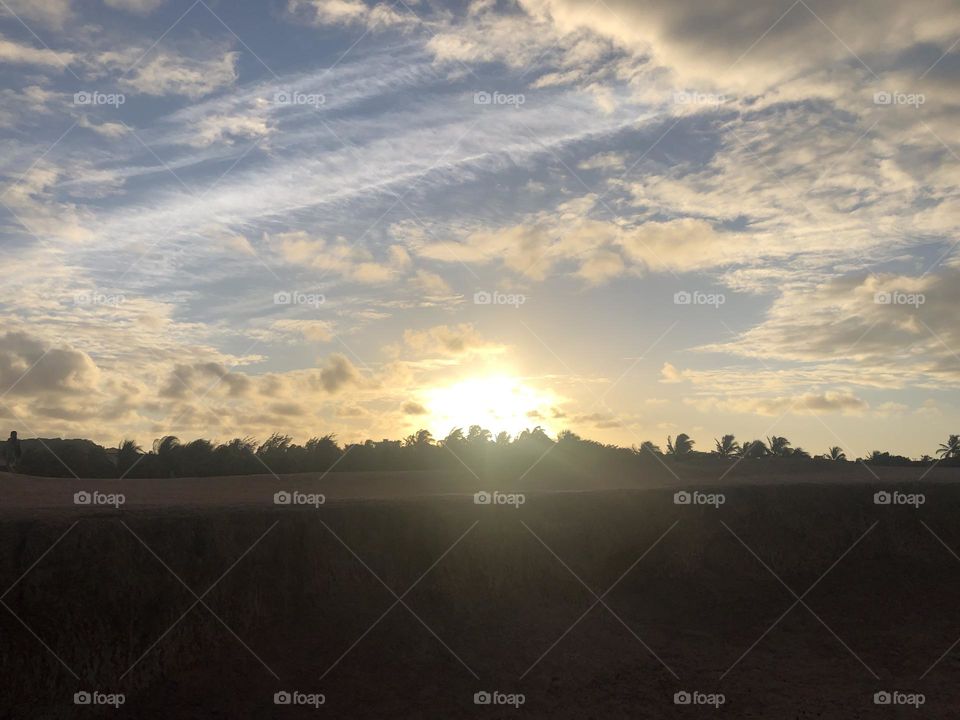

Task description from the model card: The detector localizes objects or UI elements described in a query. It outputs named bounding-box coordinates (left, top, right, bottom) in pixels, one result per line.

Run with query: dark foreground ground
left=2, top=470, right=960, bottom=718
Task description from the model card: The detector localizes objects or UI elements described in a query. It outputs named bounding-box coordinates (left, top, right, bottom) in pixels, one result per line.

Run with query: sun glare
left=423, top=375, right=558, bottom=439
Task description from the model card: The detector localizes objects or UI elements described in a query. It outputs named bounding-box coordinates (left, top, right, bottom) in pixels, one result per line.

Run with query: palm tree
left=714, top=434, right=739, bottom=458
left=404, top=429, right=434, bottom=447
left=791, top=447, right=811, bottom=459
left=638, top=440, right=662, bottom=455
left=737, top=440, right=768, bottom=459
left=442, top=427, right=466, bottom=446
left=467, top=425, right=492, bottom=445
left=117, top=439, right=142, bottom=478
left=153, top=435, right=181, bottom=477
left=666, top=433, right=694, bottom=456
left=516, top=426, right=552, bottom=445
left=937, top=435, right=960, bottom=459
left=767, top=435, right=792, bottom=457
left=494, top=431, right=511, bottom=446
left=827, top=446, right=846, bottom=461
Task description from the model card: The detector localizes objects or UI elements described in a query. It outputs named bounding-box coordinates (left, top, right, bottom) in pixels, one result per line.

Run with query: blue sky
left=1, top=0, right=959, bottom=457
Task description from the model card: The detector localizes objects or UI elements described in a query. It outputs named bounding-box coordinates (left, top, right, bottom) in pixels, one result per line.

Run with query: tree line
left=6, top=428, right=960, bottom=479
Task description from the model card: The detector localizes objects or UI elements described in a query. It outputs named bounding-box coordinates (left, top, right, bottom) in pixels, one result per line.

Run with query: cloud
left=717, top=390, right=870, bottom=417
left=268, top=319, right=334, bottom=343
left=0, top=37, right=75, bottom=68
left=576, top=249, right=624, bottom=284
left=0, top=332, right=99, bottom=397
left=103, top=0, right=166, bottom=13
left=414, top=199, right=750, bottom=283
left=77, top=115, right=127, bottom=138
left=578, top=151, right=625, bottom=171
left=519, top=0, right=960, bottom=95
left=274, top=232, right=406, bottom=284
left=402, top=400, right=428, bottom=415
left=411, top=269, right=452, bottom=296
left=1, top=0, right=72, bottom=28
left=705, top=269, right=960, bottom=385
left=402, top=324, right=502, bottom=358
left=319, top=353, right=361, bottom=392
left=288, top=0, right=413, bottom=29
left=186, top=112, right=272, bottom=147
left=660, top=362, right=688, bottom=384
left=160, top=362, right=253, bottom=400
left=122, top=50, right=240, bottom=98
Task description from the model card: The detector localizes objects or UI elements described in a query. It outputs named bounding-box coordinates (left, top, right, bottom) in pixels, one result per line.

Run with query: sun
left=422, top=374, right=559, bottom=438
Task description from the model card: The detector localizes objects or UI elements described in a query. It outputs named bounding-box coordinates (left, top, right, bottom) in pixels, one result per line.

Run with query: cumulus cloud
left=0, top=332, right=99, bottom=397
left=713, top=390, right=870, bottom=417
left=319, top=353, right=361, bottom=392
left=518, top=0, right=960, bottom=95
left=705, top=269, right=960, bottom=385
left=160, top=362, right=254, bottom=400
left=274, top=231, right=408, bottom=284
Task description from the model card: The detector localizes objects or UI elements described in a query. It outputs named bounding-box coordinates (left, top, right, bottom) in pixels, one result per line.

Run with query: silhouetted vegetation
left=5, top=429, right=958, bottom=478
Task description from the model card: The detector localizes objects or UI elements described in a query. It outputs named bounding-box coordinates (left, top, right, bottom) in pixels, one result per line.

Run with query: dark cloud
left=402, top=401, right=428, bottom=415
left=319, top=353, right=361, bottom=393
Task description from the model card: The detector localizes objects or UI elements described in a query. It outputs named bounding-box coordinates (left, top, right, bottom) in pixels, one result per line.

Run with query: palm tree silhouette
left=766, top=436, right=792, bottom=457
left=404, top=429, right=434, bottom=447
left=153, top=435, right=181, bottom=477
left=714, top=434, right=739, bottom=458
left=667, top=433, right=694, bottom=456
left=117, top=439, right=142, bottom=477
left=937, top=435, right=960, bottom=459
left=638, top=440, right=662, bottom=455
left=736, top=440, right=768, bottom=459
left=467, top=425, right=492, bottom=445
left=827, top=446, right=846, bottom=461
left=442, top=427, right=466, bottom=446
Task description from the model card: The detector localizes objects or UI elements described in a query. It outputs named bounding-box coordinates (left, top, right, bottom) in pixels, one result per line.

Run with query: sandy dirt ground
left=2, top=479, right=960, bottom=717
left=0, top=463, right=955, bottom=516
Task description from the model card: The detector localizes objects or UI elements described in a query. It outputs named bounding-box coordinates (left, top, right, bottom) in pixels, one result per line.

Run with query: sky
left=0, top=0, right=958, bottom=458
